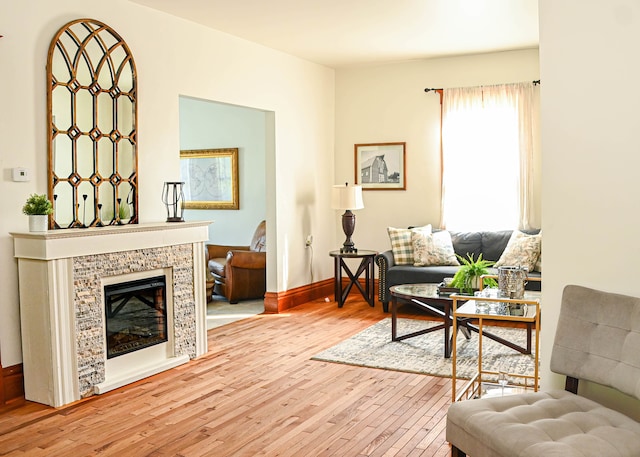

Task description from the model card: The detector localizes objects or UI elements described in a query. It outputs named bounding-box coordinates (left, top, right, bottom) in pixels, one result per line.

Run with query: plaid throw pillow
left=387, top=225, right=431, bottom=265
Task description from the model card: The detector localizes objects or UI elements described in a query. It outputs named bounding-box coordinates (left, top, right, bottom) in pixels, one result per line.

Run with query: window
left=441, top=83, right=534, bottom=231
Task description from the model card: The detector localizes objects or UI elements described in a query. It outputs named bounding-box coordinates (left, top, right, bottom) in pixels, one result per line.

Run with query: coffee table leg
left=391, top=296, right=398, bottom=340
left=444, top=302, right=451, bottom=358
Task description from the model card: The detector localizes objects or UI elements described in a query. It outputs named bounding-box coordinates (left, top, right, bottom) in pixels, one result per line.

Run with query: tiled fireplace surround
left=12, top=221, right=210, bottom=407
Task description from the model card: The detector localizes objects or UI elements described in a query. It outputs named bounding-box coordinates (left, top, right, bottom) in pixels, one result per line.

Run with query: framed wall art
left=179, top=148, right=239, bottom=209
left=354, top=142, right=406, bottom=190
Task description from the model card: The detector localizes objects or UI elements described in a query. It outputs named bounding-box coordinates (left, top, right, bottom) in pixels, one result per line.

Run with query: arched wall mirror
left=47, top=18, right=138, bottom=229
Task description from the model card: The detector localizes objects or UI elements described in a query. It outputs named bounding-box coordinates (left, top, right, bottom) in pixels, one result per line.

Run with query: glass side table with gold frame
left=450, top=291, right=541, bottom=402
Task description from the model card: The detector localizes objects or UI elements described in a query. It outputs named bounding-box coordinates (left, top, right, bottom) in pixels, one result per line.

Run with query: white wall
left=539, top=0, right=640, bottom=419
left=179, top=97, right=267, bottom=244
left=334, top=49, right=541, bottom=254
left=0, top=0, right=335, bottom=366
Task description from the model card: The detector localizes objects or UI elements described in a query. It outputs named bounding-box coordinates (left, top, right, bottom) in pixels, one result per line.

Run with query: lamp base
left=166, top=217, right=185, bottom=223
left=341, top=210, right=357, bottom=253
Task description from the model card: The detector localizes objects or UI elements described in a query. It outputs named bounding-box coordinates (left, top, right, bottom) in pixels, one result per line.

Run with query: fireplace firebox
left=104, top=276, right=168, bottom=359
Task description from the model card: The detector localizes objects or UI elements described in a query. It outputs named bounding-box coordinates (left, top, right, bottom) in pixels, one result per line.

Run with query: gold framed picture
left=179, top=148, right=239, bottom=209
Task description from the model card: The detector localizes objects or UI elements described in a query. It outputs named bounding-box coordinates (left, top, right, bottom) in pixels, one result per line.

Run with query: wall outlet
left=305, top=235, right=313, bottom=247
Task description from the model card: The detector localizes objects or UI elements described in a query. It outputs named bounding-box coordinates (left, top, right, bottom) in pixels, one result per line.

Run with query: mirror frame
left=47, top=18, right=138, bottom=229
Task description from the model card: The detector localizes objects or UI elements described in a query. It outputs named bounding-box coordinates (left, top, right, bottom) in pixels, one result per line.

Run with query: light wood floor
left=0, top=297, right=456, bottom=457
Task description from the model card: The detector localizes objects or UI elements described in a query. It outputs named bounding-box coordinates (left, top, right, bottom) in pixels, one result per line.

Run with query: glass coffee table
left=389, top=283, right=472, bottom=358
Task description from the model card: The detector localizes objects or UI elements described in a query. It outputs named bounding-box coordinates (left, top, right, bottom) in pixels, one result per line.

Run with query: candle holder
left=96, top=203, right=104, bottom=227
left=162, top=182, right=185, bottom=222
left=81, top=194, right=88, bottom=228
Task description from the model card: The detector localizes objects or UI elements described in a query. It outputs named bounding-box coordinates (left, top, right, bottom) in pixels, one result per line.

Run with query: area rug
left=312, top=318, right=536, bottom=382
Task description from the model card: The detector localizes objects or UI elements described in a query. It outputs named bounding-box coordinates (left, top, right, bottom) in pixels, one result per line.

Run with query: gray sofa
left=375, top=229, right=541, bottom=312
left=446, top=284, right=640, bottom=456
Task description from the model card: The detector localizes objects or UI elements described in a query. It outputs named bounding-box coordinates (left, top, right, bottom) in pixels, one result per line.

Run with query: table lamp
left=332, top=182, right=364, bottom=253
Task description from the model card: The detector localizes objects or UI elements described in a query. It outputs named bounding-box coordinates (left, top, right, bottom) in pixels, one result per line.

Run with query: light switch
left=12, top=167, right=30, bottom=182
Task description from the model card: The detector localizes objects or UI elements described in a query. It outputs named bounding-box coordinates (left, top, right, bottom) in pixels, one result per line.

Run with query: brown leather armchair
left=206, top=220, right=266, bottom=304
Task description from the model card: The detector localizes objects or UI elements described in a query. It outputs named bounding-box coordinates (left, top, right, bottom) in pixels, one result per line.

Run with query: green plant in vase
left=22, top=193, right=54, bottom=216
left=450, top=253, right=498, bottom=294
left=22, top=193, right=54, bottom=232
left=119, top=203, right=130, bottom=220
left=117, top=198, right=130, bottom=224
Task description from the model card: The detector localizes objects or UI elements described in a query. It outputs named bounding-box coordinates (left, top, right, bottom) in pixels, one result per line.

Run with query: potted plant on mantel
left=450, top=253, right=498, bottom=294
left=22, top=193, right=53, bottom=232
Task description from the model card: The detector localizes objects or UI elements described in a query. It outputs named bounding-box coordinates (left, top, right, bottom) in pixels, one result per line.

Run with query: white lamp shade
left=332, top=183, right=364, bottom=210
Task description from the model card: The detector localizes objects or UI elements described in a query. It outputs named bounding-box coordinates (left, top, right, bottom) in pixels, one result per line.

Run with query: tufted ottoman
left=446, top=285, right=640, bottom=457
left=447, top=389, right=640, bottom=456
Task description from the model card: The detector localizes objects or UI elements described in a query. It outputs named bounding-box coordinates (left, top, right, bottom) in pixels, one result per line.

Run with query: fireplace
left=12, top=221, right=210, bottom=407
left=104, top=275, right=168, bottom=359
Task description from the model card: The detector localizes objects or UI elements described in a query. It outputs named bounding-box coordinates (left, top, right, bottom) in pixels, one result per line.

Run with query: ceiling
left=130, top=0, right=539, bottom=68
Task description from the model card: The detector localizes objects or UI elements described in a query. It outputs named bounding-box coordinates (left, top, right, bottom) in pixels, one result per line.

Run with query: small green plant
left=22, top=193, right=53, bottom=216
left=118, top=203, right=130, bottom=220
left=450, top=253, right=498, bottom=294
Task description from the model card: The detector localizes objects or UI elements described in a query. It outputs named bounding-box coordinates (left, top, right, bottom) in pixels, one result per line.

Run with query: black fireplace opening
left=104, top=275, right=168, bottom=359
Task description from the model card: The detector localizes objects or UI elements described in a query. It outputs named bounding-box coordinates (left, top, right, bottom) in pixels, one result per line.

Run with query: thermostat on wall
left=12, top=167, right=30, bottom=182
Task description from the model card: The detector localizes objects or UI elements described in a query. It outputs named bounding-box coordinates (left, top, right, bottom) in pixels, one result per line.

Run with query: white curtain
left=440, top=82, right=534, bottom=231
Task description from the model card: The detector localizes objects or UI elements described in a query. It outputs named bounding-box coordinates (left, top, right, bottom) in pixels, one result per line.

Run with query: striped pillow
left=387, top=225, right=431, bottom=265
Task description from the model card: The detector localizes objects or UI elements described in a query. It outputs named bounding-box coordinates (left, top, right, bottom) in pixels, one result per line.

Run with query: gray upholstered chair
left=446, top=284, right=640, bottom=457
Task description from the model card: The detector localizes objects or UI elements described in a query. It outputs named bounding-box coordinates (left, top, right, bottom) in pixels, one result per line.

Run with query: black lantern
left=162, top=182, right=185, bottom=222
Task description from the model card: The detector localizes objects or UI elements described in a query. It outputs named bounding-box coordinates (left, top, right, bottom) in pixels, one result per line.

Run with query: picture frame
left=354, top=142, right=406, bottom=190
left=179, top=148, right=239, bottom=210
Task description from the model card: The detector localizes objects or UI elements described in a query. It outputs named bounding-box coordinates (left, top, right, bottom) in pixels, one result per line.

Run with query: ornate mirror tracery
left=47, top=18, right=138, bottom=229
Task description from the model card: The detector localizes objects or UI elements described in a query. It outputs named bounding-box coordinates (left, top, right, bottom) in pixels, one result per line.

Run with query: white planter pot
left=28, top=215, right=48, bottom=232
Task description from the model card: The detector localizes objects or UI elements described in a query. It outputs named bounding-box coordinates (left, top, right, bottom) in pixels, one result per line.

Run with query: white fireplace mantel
left=12, top=221, right=211, bottom=407
left=12, top=221, right=211, bottom=260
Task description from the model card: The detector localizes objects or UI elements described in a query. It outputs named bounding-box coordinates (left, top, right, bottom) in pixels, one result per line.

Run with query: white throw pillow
left=495, top=230, right=542, bottom=272
left=387, top=225, right=431, bottom=265
left=535, top=253, right=542, bottom=272
left=412, top=230, right=460, bottom=266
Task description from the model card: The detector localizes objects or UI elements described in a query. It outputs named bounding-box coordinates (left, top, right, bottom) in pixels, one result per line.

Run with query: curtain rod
left=424, top=80, right=540, bottom=93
